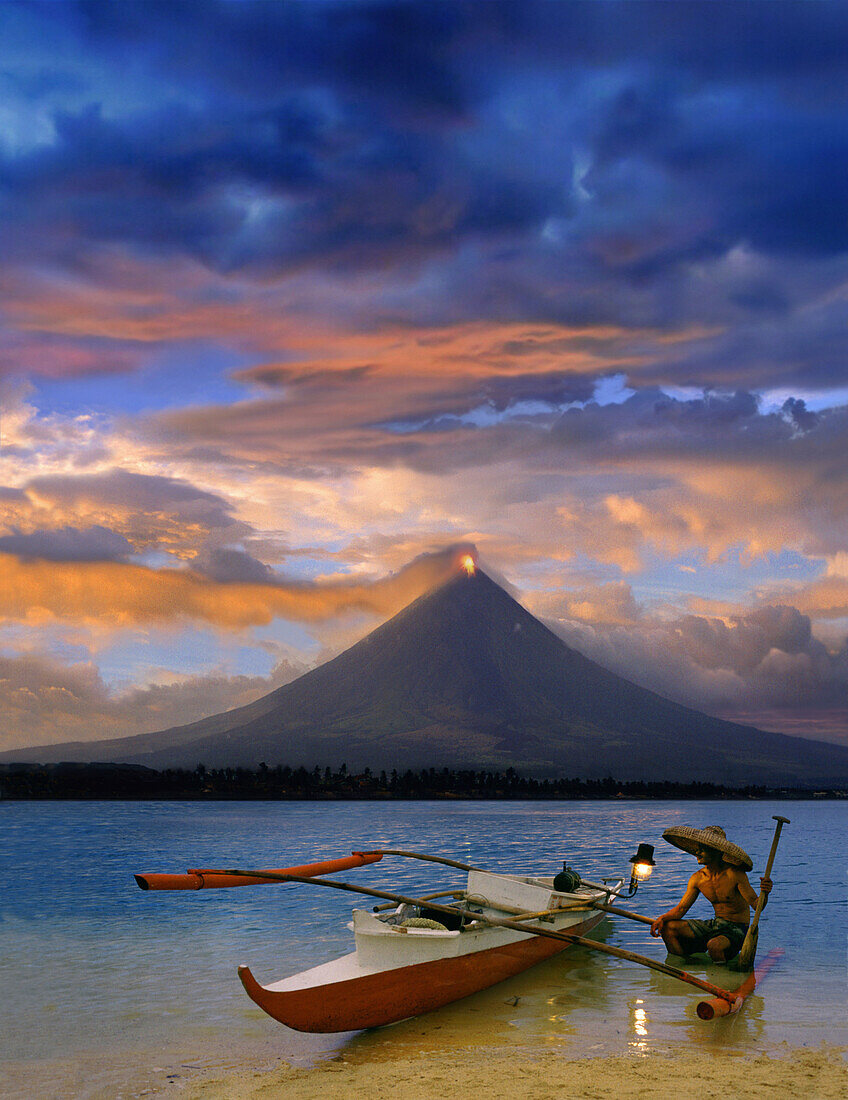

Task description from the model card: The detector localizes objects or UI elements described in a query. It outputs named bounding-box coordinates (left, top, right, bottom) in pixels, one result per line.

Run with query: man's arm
left=650, top=872, right=701, bottom=937
left=736, top=868, right=772, bottom=910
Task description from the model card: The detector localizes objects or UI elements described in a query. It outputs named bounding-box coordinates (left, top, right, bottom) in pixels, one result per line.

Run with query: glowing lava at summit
left=461, top=555, right=476, bottom=576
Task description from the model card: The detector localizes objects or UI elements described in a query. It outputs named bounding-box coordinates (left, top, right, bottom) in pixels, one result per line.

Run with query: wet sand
left=5, top=1027, right=844, bottom=1100
left=187, top=1046, right=848, bottom=1100
left=5, top=950, right=846, bottom=1100
left=4, top=958, right=846, bottom=1100
left=6, top=1043, right=845, bottom=1100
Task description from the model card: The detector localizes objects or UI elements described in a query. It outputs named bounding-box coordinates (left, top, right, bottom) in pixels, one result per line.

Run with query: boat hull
left=238, top=908, right=606, bottom=1032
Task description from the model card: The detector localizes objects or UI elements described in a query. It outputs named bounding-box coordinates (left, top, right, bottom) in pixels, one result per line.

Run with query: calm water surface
left=1, top=800, right=846, bottom=1096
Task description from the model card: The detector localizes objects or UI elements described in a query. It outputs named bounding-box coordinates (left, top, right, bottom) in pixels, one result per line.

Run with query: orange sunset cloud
left=0, top=545, right=476, bottom=631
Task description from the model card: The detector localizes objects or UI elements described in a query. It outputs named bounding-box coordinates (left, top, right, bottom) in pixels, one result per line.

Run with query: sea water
left=1, top=799, right=846, bottom=1097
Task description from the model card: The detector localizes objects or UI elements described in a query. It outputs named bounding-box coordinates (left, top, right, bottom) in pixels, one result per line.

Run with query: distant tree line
left=0, top=761, right=842, bottom=800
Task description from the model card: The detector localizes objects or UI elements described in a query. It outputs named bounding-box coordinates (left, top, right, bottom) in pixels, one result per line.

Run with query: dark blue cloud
left=26, top=470, right=243, bottom=531
left=74, top=0, right=475, bottom=122
left=4, top=0, right=848, bottom=392
left=68, top=2, right=848, bottom=96
left=373, top=371, right=598, bottom=433
left=0, top=525, right=132, bottom=561
left=191, top=546, right=276, bottom=584
left=782, top=398, right=820, bottom=434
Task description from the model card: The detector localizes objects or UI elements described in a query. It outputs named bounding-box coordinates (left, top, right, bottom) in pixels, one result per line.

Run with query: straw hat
left=662, top=825, right=753, bottom=871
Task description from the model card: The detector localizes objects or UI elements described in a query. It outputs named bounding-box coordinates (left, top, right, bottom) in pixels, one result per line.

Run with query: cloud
left=7, top=371, right=846, bottom=631
left=0, top=650, right=304, bottom=751
left=74, top=1, right=478, bottom=124
left=4, top=2, right=848, bottom=336
left=0, top=543, right=477, bottom=629
left=4, top=2, right=848, bottom=754
left=137, top=381, right=848, bottom=573
left=0, top=468, right=252, bottom=559
left=0, top=326, right=145, bottom=381
left=775, top=576, right=848, bottom=621
left=0, top=525, right=132, bottom=561
left=537, top=581, right=848, bottom=747
left=190, top=546, right=277, bottom=584
left=25, top=469, right=238, bottom=527
left=530, top=580, right=643, bottom=627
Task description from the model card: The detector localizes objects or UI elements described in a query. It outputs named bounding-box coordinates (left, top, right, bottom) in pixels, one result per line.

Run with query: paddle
left=210, top=866, right=743, bottom=1006
left=737, top=815, right=789, bottom=971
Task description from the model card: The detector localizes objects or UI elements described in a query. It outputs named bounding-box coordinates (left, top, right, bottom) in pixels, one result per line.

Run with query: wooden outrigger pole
left=202, top=866, right=744, bottom=1007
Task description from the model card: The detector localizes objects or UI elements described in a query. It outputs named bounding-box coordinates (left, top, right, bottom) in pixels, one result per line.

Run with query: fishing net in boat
left=400, top=917, right=448, bottom=930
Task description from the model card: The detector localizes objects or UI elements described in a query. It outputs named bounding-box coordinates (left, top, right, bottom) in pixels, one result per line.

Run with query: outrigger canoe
left=238, top=865, right=622, bottom=1032
left=135, top=845, right=773, bottom=1029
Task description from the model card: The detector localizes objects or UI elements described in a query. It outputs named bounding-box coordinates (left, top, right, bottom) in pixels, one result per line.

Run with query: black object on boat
left=553, top=863, right=582, bottom=892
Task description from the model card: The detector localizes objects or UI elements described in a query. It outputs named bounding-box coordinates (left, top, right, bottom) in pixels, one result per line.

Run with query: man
left=650, top=825, right=772, bottom=963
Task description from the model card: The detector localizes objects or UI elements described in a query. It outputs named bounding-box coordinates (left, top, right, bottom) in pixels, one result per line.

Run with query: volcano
left=6, top=568, right=848, bottom=785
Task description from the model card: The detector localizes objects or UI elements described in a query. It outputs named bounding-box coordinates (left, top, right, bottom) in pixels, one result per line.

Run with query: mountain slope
left=5, top=569, right=848, bottom=785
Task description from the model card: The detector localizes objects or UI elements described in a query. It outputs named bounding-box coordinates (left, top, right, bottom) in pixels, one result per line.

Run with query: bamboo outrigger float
left=135, top=845, right=777, bottom=1031
left=134, top=851, right=383, bottom=891
left=696, top=947, right=784, bottom=1020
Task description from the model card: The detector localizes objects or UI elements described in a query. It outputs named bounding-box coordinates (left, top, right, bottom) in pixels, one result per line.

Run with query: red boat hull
left=239, top=909, right=606, bottom=1032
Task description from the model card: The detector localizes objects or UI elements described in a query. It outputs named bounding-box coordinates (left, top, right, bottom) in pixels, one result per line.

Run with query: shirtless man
left=650, top=825, right=772, bottom=963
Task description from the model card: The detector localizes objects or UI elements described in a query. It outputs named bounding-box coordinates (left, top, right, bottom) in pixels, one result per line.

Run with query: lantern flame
left=461, top=555, right=476, bottom=576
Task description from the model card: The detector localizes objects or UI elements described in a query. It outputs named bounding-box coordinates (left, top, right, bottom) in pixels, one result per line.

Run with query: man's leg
left=705, top=935, right=731, bottom=962
left=660, top=919, right=701, bottom=957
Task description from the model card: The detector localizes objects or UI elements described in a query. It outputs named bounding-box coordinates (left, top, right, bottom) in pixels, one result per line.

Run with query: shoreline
left=3, top=763, right=846, bottom=801
left=187, top=1045, right=848, bottom=1099
left=4, top=1041, right=846, bottom=1100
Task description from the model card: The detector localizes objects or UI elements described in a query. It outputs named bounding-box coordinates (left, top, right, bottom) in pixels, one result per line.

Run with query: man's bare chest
left=697, top=872, right=738, bottom=905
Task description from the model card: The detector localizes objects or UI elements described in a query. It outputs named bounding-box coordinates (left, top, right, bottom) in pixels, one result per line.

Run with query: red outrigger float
left=134, top=851, right=383, bottom=892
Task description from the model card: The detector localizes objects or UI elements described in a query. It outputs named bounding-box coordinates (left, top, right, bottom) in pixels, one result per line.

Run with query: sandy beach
left=185, top=1047, right=848, bottom=1100
left=4, top=1038, right=846, bottom=1100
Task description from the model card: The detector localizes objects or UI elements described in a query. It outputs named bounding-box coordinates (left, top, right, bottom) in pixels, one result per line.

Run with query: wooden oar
left=737, top=815, right=789, bottom=970
left=208, top=867, right=742, bottom=1006
left=590, top=901, right=654, bottom=926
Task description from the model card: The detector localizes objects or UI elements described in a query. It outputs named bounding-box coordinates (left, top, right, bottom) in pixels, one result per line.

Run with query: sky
left=2, top=0, right=848, bottom=754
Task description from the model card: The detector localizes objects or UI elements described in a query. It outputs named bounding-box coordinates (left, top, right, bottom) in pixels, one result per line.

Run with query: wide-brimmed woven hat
left=662, top=825, right=752, bottom=870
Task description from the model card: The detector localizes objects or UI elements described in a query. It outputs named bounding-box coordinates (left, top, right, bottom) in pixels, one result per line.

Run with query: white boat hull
left=239, top=871, right=618, bottom=1032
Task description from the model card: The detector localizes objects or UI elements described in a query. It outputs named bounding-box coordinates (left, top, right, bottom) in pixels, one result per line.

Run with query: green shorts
left=685, top=917, right=749, bottom=959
